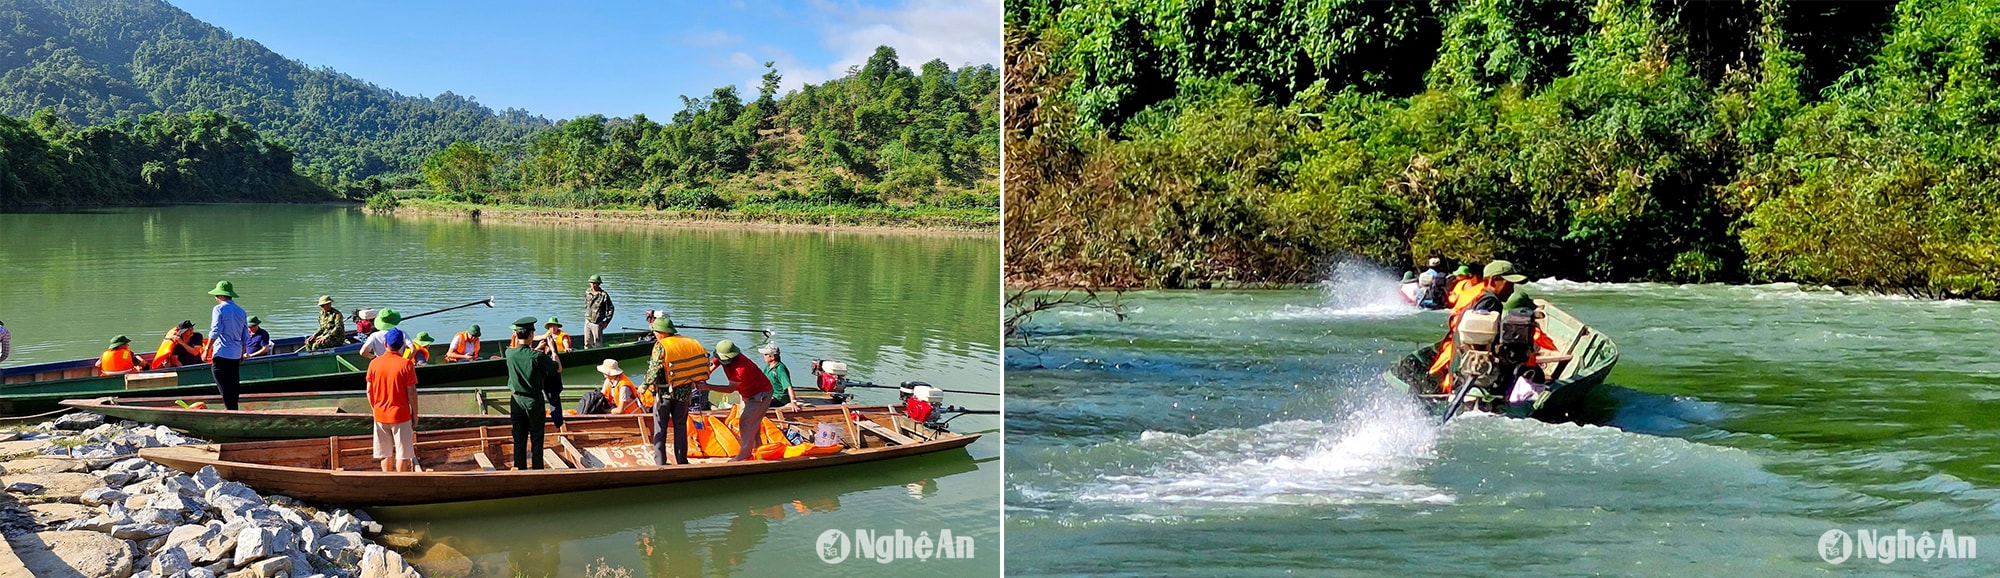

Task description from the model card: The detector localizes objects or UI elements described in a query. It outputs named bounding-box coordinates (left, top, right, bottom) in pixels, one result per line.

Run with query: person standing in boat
left=367, top=328, right=420, bottom=472
left=698, top=339, right=775, bottom=462
left=584, top=274, right=614, bottom=349
left=643, top=315, right=711, bottom=466
left=243, top=316, right=273, bottom=358
left=304, top=295, right=346, bottom=350
left=207, top=280, right=249, bottom=410
left=505, top=317, right=564, bottom=470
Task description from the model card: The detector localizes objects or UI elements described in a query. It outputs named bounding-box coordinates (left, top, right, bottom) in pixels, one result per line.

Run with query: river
left=1004, top=267, right=2000, bottom=577
left=0, top=205, right=1000, bottom=577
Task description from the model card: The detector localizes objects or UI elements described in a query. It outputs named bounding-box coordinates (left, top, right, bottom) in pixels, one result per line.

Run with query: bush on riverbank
left=1005, top=0, right=2000, bottom=298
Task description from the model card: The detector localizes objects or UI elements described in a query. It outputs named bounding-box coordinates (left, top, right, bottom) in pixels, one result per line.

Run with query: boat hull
left=1383, top=299, right=1619, bottom=421
left=62, top=388, right=647, bottom=440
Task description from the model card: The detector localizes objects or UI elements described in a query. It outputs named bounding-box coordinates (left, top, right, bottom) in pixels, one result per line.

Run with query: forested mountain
left=0, top=0, right=549, bottom=184
left=1007, top=0, right=2000, bottom=298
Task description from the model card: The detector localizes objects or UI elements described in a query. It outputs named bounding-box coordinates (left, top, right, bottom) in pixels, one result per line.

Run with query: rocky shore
left=0, top=413, right=445, bottom=578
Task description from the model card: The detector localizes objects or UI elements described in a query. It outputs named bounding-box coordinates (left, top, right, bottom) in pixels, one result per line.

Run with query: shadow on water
left=372, top=453, right=984, bottom=577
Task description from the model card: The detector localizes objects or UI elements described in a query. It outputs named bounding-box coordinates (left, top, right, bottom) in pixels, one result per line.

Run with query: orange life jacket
left=403, top=343, right=430, bottom=364
left=542, top=329, right=571, bottom=353
left=151, top=329, right=188, bottom=370
left=98, top=348, right=137, bottom=375
left=449, top=332, right=480, bottom=361
left=602, top=374, right=642, bottom=414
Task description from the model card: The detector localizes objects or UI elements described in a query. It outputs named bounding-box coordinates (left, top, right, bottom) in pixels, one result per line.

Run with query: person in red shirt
left=698, top=339, right=774, bottom=462
left=366, top=329, right=420, bottom=472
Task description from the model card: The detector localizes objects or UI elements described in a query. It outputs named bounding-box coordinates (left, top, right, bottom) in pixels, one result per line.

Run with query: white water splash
left=1268, top=259, right=1419, bottom=320
left=1083, top=386, right=1450, bottom=507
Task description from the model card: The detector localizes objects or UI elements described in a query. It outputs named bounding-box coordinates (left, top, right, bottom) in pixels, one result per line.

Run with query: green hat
left=110, top=335, right=130, bottom=347
left=247, top=316, right=261, bottom=325
left=1401, top=271, right=1416, bottom=283
left=1483, top=260, right=1527, bottom=283
left=208, top=280, right=238, bottom=298
left=376, top=308, right=401, bottom=330
left=545, top=317, right=562, bottom=327
left=414, top=331, right=435, bottom=347
left=318, top=295, right=334, bottom=306
left=468, top=325, right=482, bottom=337
left=589, top=274, right=603, bottom=283
left=715, top=339, right=740, bottom=361
left=512, top=316, right=537, bottom=329
left=1454, top=265, right=1472, bottom=276
left=648, top=315, right=677, bottom=334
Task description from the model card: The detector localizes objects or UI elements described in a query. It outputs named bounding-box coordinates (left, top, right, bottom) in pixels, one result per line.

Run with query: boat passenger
left=150, top=320, right=199, bottom=370
left=446, top=325, right=483, bottom=362
left=405, top=332, right=434, bottom=365
left=761, top=343, right=797, bottom=410
left=537, top=318, right=572, bottom=354
left=584, top=359, right=643, bottom=415
left=358, top=308, right=402, bottom=359
left=95, top=335, right=139, bottom=375
left=505, top=317, right=564, bottom=470
left=584, top=274, right=615, bottom=349
left=697, top=339, right=775, bottom=462
left=244, top=316, right=272, bottom=358
left=208, top=280, right=249, bottom=411
left=643, top=315, right=711, bottom=466
left=366, top=328, right=420, bottom=472
left=304, top=296, right=346, bottom=350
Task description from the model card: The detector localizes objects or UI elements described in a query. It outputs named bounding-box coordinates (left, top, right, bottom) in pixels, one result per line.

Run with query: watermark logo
left=1819, top=529, right=1976, bottom=565
left=815, top=529, right=975, bottom=564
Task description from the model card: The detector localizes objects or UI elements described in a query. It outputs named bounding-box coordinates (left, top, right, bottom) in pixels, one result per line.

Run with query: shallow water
left=0, top=205, right=1000, bottom=576
left=1006, top=270, right=2000, bottom=576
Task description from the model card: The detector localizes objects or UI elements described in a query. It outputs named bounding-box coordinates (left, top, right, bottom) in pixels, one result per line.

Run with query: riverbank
left=387, top=198, right=997, bottom=233
left=0, top=413, right=445, bottom=578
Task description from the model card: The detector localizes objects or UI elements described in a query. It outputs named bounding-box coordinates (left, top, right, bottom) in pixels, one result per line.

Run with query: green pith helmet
left=376, top=308, right=401, bottom=330
left=110, top=335, right=131, bottom=347
left=1401, top=271, right=1416, bottom=283
left=649, top=315, right=677, bottom=334
left=414, top=331, right=435, bottom=347
left=1483, top=260, right=1527, bottom=282
left=512, top=316, right=537, bottom=329
left=589, top=274, right=603, bottom=284
left=247, top=316, right=260, bottom=325
left=208, top=280, right=238, bottom=298
left=715, top=339, right=740, bottom=360
left=545, top=317, right=562, bottom=328
left=1454, top=265, right=1472, bottom=276
left=468, top=325, right=482, bottom=337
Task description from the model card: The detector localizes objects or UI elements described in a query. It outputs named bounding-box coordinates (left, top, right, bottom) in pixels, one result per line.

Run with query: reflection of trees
left=636, top=494, right=842, bottom=577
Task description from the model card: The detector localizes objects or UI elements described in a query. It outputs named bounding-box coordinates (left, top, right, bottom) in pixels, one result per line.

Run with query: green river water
left=0, top=205, right=1000, bottom=577
left=1005, top=266, right=2000, bottom=577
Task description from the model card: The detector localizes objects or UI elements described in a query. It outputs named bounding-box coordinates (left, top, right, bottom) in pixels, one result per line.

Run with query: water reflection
left=376, top=453, right=983, bottom=577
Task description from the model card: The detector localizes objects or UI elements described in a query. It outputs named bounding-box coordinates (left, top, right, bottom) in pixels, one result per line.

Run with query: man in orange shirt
left=366, top=328, right=420, bottom=472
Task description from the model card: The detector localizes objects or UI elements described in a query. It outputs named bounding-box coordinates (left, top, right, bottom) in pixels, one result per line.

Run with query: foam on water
left=1267, top=260, right=1419, bottom=320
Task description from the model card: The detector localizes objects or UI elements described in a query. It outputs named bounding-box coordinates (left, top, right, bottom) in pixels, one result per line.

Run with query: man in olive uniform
left=584, top=274, right=615, bottom=349
left=505, top=316, right=563, bottom=470
left=304, top=295, right=345, bottom=350
left=643, top=315, right=711, bottom=466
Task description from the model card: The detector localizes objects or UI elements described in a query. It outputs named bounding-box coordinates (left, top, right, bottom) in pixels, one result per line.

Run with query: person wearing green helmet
left=643, top=314, right=711, bottom=465
left=244, top=316, right=273, bottom=358
left=698, top=339, right=777, bottom=462
left=358, top=308, right=403, bottom=359
left=446, top=325, right=486, bottom=362
left=535, top=317, right=572, bottom=355
left=207, top=280, right=249, bottom=410
left=94, top=335, right=139, bottom=375
left=583, top=274, right=614, bottom=349
left=406, top=331, right=435, bottom=365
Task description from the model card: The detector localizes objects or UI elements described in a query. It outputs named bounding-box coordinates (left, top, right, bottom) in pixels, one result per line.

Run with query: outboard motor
left=904, top=382, right=939, bottom=422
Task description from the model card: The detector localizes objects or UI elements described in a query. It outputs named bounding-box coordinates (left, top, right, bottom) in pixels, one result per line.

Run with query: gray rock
left=110, top=456, right=152, bottom=473
left=133, top=506, right=183, bottom=526
left=5, top=471, right=110, bottom=502
left=137, top=534, right=166, bottom=555
left=13, top=530, right=135, bottom=578
left=162, top=474, right=202, bottom=498
left=52, top=412, right=108, bottom=431
left=348, top=509, right=372, bottom=523
left=273, top=505, right=308, bottom=527
left=239, top=555, right=292, bottom=578
left=360, top=521, right=381, bottom=534
left=313, top=531, right=365, bottom=566
left=6, top=480, right=44, bottom=494
left=111, top=522, right=174, bottom=539
left=162, top=522, right=215, bottom=550
left=67, top=513, right=127, bottom=532
left=207, top=480, right=261, bottom=503
left=28, top=501, right=94, bottom=528
left=98, top=470, right=135, bottom=486
left=148, top=491, right=192, bottom=513
left=123, top=493, right=152, bottom=510
left=80, top=486, right=125, bottom=506
left=358, top=544, right=421, bottom=578
left=189, top=567, right=219, bottom=578
left=328, top=512, right=360, bottom=534
left=195, top=465, right=226, bottom=491
left=234, top=525, right=275, bottom=567
left=152, top=546, right=194, bottom=576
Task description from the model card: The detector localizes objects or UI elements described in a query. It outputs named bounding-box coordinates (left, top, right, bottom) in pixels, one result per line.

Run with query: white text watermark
left=817, top=528, right=975, bottom=564
left=1820, top=529, right=1976, bottom=564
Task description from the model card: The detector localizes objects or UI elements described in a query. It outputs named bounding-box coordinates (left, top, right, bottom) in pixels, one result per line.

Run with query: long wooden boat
left=0, top=331, right=654, bottom=416
left=1384, top=298, right=1618, bottom=421
left=62, top=388, right=641, bottom=440
left=2, top=334, right=361, bottom=391
left=139, top=404, right=979, bottom=506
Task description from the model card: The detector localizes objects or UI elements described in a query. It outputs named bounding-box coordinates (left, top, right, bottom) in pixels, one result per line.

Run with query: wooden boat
left=1383, top=299, right=1618, bottom=421
left=139, top=404, right=980, bottom=506
left=61, top=387, right=645, bottom=440
left=0, top=331, right=654, bottom=416
left=2, top=335, right=362, bottom=393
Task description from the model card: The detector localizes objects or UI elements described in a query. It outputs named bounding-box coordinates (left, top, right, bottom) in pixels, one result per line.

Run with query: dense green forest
left=0, top=108, right=323, bottom=208
left=412, top=46, right=1001, bottom=215
left=1006, top=0, right=2000, bottom=298
left=0, top=0, right=548, bottom=190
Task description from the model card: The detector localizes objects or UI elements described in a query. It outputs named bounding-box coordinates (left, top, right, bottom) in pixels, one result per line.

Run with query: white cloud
left=817, top=0, right=1001, bottom=79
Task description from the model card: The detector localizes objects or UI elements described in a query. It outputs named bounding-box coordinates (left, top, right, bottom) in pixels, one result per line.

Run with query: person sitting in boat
left=150, top=320, right=202, bottom=370
left=405, top=332, right=434, bottom=365
left=303, top=295, right=346, bottom=350
left=760, top=343, right=797, bottom=410
left=578, top=359, right=644, bottom=415
left=536, top=318, right=573, bottom=355
left=1439, top=262, right=1560, bottom=401
left=446, top=325, right=484, bottom=362
left=244, top=316, right=273, bottom=358
left=95, top=335, right=140, bottom=375
left=357, top=309, right=402, bottom=359
left=366, top=328, right=420, bottom=472
left=1398, top=271, right=1421, bottom=304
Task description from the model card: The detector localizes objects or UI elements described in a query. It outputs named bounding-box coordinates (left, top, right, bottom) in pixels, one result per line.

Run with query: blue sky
left=168, top=0, right=1001, bottom=120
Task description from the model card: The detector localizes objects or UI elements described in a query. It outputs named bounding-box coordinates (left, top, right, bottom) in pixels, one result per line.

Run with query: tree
left=421, top=140, right=497, bottom=196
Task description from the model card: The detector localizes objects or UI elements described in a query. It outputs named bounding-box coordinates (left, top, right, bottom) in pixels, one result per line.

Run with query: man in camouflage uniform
left=643, top=315, right=711, bottom=466
left=304, top=295, right=346, bottom=350
left=583, top=274, right=615, bottom=349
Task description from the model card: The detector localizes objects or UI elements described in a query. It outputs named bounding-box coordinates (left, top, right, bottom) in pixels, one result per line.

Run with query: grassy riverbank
left=387, top=197, right=997, bottom=232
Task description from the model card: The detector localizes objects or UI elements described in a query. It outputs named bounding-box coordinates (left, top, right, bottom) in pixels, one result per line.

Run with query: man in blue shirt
left=244, top=316, right=272, bottom=358
left=207, top=281, right=249, bottom=410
